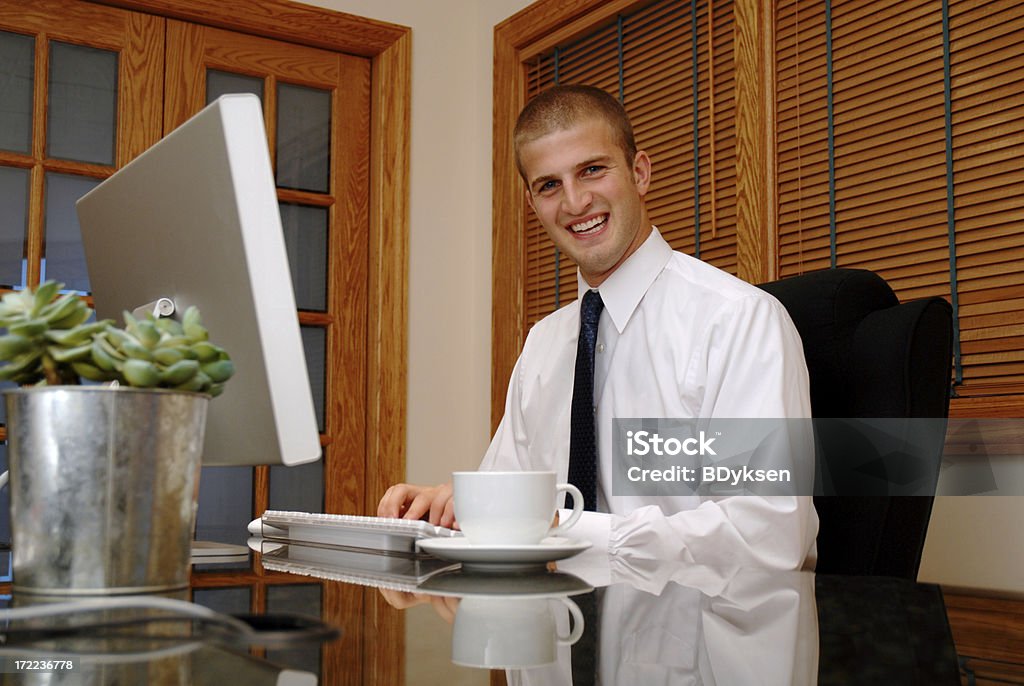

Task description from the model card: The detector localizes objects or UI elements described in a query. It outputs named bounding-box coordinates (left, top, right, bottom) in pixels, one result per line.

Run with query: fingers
left=439, top=497, right=457, bottom=529
left=377, top=483, right=422, bottom=518
left=403, top=487, right=439, bottom=522
left=429, top=483, right=454, bottom=527
left=378, top=482, right=454, bottom=526
left=379, top=588, right=430, bottom=610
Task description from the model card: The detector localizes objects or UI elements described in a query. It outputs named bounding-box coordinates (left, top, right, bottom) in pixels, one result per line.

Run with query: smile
left=568, top=214, right=607, bottom=235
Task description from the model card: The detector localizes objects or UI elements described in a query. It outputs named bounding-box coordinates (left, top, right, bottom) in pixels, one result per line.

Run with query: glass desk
left=0, top=543, right=961, bottom=685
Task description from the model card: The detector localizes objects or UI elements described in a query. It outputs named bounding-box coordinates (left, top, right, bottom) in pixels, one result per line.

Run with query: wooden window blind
left=776, top=0, right=1024, bottom=400
left=522, top=0, right=737, bottom=331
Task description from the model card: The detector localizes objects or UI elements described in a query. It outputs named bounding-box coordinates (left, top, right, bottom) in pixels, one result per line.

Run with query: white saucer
left=417, top=536, right=592, bottom=570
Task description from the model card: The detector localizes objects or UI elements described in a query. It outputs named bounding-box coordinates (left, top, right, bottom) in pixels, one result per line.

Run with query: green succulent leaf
left=201, top=359, right=235, bottom=383
left=154, top=317, right=184, bottom=337
left=122, top=359, right=160, bottom=387
left=119, top=337, right=154, bottom=361
left=0, top=349, right=42, bottom=381
left=31, top=281, right=61, bottom=316
left=192, top=341, right=221, bottom=363
left=0, top=334, right=34, bottom=360
left=40, top=293, right=81, bottom=323
left=8, top=318, right=49, bottom=337
left=71, top=361, right=110, bottom=382
left=44, top=320, right=111, bottom=347
left=160, top=359, right=200, bottom=386
left=152, top=346, right=185, bottom=366
left=136, top=319, right=161, bottom=349
left=91, top=338, right=122, bottom=372
left=48, top=342, right=93, bottom=363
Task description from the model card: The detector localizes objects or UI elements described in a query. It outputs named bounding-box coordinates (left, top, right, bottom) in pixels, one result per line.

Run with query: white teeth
left=570, top=215, right=606, bottom=234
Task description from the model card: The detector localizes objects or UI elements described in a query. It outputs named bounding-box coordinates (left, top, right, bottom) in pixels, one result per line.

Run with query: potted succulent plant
left=0, top=281, right=235, bottom=595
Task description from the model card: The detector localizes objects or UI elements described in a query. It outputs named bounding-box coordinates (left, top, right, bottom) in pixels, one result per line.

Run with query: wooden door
left=164, top=20, right=373, bottom=683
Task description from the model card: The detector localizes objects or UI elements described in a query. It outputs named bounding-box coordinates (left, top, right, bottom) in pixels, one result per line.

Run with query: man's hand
left=377, top=482, right=456, bottom=528
left=378, top=589, right=460, bottom=623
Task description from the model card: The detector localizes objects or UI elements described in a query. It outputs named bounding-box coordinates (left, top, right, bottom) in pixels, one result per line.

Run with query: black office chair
left=759, top=268, right=953, bottom=579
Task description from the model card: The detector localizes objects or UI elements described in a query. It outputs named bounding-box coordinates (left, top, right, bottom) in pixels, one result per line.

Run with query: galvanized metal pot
left=4, top=386, right=209, bottom=595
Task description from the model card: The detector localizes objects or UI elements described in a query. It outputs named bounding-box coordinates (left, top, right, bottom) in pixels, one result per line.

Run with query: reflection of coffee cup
left=453, top=471, right=583, bottom=546
left=451, top=596, right=584, bottom=669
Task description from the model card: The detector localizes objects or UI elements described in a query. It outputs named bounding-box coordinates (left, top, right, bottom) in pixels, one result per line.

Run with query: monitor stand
left=191, top=540, right=249, bottom=565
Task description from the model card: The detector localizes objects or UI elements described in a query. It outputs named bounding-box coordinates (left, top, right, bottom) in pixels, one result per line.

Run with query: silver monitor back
left=76, top=94, right=321, bottom=467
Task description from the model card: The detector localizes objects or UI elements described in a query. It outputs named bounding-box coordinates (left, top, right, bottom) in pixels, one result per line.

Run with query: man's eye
left=538, top=180, right=558, bottom=193
left=583, top=165, right=604, bottom=175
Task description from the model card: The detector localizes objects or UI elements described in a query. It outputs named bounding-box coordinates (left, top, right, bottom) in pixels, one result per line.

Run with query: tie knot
left=581, top=289, right=604, bottom=328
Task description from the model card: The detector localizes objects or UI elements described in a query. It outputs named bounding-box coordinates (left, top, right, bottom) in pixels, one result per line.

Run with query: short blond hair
left=513, top=85, right=637, bottom=181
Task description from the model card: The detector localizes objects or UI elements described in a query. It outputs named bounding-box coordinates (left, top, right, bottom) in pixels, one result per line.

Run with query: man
left=379, top=85, right=817, bottom=570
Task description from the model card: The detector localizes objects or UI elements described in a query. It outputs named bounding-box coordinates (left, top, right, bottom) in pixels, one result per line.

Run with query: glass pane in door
left=270, top=460, right=324, bottom=513
left=0, top=166, right=29, bottom=289
left=0, top=30, right=34, bottom=154
left=47, top=41, right=117, bottom=165
left=301, top=325, right=326, bottom=432
left=279, top=203, right=328, bottom=311
left=42, top=172, right=99, bottom=293
left=195, top=466, right=253, bottom=547
left=193, top=586, right=251, bottom=615
left=206, top=70, right=264, bottom=103
left=276, top=83, right=330, bottom=192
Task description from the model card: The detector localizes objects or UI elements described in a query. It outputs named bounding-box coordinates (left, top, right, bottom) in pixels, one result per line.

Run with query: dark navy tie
left=569, top=289, right=604, bottom=512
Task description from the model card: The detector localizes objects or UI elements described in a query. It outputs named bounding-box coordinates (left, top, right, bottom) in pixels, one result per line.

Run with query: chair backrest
left=759, top=268, right=953, bottom=578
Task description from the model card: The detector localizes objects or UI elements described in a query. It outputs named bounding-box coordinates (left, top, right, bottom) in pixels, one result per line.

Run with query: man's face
left=520, top=118, right=651, bottom=287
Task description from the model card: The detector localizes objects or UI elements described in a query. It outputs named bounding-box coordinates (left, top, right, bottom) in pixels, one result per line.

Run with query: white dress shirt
left=480, top=228, right=818, bottom=570
left=507, top=559, right=819, bottom=686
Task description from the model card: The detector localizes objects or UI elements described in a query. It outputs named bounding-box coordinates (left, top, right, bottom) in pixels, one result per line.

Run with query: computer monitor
left=76, top=94, right=321, bottom=467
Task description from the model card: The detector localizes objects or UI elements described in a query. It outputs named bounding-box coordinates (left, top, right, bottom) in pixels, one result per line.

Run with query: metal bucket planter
left=4, top=386, right=208, bottom=595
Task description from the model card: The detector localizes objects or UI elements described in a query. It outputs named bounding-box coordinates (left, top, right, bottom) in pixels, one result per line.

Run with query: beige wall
left=301, top=0, right=533, bottom=490
left=920, top=497, right=1024, bottom=596
left=296, top=3, right=533, bottom=683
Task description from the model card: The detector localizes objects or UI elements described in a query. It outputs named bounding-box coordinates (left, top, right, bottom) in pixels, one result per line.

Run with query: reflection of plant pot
left=4, top=386, right=208, bottom=595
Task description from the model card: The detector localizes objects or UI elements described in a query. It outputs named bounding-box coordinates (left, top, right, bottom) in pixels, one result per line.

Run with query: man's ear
left=633, top=150, right=652, bottom=196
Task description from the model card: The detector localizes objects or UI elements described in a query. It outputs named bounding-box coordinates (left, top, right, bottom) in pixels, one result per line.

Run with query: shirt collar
left=576, top=227, right=672, bottom=334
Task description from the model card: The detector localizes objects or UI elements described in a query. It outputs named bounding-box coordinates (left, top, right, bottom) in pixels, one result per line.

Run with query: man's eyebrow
left=577, top=155, right=613, bottom=169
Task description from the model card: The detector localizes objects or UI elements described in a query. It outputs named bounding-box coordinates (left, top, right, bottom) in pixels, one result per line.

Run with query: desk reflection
left=0, top=540, right=960, bottom=685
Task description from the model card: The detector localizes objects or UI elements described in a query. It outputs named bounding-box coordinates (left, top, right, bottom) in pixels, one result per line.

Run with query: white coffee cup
left=451, top=595, right=584, bottom=669
left=452, top=471, right=584, bottom=545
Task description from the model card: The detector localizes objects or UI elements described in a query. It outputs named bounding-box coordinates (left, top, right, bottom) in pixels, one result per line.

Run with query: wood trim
left=491, top=25, right=527, bottom=433
left=91, top=0, right=407, bottom=56
left=734, top=0, right=775, bottom=284
left=364, top=27, right=411, bottom=686
left=944, top=591, right=1024, bottom=665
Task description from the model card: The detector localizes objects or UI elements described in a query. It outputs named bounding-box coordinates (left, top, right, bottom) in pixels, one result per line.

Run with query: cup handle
left=556, top=597, right=585, bottom=646
left=551, top=483, right=584, bottom=536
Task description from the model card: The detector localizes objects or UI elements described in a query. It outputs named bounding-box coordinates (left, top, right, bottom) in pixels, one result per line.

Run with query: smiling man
left=379, top=85, right=818, bottom=570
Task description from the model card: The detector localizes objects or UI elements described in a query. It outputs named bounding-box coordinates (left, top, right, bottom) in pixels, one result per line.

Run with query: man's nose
left=562, top=180, right=592, bottom=215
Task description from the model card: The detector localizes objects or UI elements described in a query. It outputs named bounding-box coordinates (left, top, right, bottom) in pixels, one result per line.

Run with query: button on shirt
left=480, top=228, right=818, bottom=570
